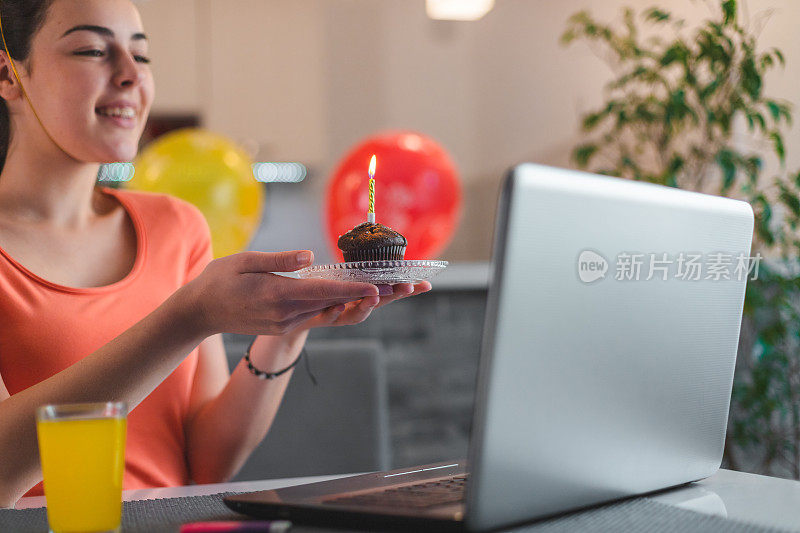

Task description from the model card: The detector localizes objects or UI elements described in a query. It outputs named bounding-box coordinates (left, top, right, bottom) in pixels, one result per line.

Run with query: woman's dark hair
left=0, top=0, right=53, bottom=172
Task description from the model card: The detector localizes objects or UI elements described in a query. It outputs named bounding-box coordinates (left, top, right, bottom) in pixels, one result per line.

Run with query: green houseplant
left=562, top=0, right=800, bottom=477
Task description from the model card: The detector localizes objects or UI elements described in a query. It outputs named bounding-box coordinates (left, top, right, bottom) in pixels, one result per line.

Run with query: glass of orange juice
left=36, top=402, right=127, bottom=533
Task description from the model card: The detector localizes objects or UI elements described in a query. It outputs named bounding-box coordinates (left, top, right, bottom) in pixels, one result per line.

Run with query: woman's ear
left=0, top=51, right=23, bottom=102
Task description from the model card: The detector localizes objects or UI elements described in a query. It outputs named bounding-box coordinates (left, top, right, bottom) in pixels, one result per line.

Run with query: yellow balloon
left=130, top=128, right=264, bottom=258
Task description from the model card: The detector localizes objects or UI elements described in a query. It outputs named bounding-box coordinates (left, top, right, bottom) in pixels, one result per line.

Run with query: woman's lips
left=95, top=108, right=137, bottom=129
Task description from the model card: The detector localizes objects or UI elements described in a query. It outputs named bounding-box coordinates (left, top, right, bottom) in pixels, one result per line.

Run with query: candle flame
left=368, top=155, right=376, bottom=179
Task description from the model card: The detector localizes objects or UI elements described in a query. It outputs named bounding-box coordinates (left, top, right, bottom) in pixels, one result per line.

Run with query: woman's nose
left=113, top=53, right=144, bottom=89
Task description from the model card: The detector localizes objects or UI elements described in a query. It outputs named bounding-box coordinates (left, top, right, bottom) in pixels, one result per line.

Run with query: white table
left=16, top=469, right=800, bottom=531
left=649, top=469, right=800, bottom=531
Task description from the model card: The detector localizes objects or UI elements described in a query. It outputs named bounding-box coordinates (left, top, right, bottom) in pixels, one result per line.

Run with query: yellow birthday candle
left=368, top=154, right=376, bottom=224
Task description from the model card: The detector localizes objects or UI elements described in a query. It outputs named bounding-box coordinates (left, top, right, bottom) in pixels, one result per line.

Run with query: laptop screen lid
left=465, top=164, right=754, bottom=531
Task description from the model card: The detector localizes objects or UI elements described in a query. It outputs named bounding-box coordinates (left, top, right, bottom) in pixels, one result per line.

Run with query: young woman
left=0, top=0, right=430, bottom=506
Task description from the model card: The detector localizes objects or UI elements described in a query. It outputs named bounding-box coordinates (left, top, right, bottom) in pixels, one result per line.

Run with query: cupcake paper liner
left=342, top=245, right=406, bottom=262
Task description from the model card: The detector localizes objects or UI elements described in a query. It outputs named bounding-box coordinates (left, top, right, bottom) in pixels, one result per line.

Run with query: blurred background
left=124, top=0, right=800, bottom=481
left=131, top=0, right=800, bottom=263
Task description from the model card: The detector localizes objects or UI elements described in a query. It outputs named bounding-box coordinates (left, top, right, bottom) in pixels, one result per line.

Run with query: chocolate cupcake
left=338, top=222, right=407, bottom=262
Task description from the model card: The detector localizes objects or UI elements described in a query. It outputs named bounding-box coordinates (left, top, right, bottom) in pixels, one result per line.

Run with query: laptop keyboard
left=324, top=475, right=468, bottom=509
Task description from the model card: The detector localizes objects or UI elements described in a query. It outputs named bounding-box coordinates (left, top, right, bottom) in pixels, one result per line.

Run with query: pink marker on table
left=180, top=520, right=292, bottom=533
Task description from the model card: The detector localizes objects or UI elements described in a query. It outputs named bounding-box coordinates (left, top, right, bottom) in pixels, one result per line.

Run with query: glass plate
left=297, top=260, right=448, bottom=284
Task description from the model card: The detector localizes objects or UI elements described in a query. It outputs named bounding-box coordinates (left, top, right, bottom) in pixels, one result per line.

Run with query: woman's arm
left=182, top=281, right=431, bottom=484
left=0, top=290, right=205, bottom=507
left=0, top=250, right=379, bottom=507
left=183, top=330, right=308, bottom=484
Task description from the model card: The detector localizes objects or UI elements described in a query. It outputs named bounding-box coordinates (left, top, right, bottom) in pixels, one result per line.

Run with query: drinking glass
left=36, top=402, right=127, bottom=533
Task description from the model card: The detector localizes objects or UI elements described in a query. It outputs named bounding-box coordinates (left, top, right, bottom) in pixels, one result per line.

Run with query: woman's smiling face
left=19, top=0, right=154, bottom=163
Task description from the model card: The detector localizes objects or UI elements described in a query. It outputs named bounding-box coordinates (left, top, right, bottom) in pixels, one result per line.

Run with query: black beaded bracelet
left=243, top=338, right=317, bottom=385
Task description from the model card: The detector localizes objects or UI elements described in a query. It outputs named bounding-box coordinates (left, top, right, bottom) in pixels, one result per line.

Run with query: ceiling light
left=426, top=0, right=495, bottom=21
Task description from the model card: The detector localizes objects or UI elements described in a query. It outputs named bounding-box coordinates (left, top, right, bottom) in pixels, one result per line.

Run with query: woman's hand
left=175, top=250, right=382, bottom=337
left=295, top=281, right=432, bottom=331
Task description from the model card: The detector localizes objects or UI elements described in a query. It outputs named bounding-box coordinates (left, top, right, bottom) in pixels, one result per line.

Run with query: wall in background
left=137, top=0, right=800, bottom=262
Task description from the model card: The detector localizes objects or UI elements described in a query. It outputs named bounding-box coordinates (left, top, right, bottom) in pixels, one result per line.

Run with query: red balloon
left=326, top=132, right=462, bottom=261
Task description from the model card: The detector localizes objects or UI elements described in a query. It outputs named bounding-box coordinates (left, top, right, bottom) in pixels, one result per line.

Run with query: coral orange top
left=0, top=188, right=213, bottom=497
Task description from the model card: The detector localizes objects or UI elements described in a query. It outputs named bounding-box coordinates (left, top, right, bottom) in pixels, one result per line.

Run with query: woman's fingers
left=262, top=276, right=379, bottom=302
left=236, top=250, right=314, bottom=273
left=274, top=280, right=428, bottom=320
left=309, top=296, right=379, bottom=329
left=318, top=303, right=348, bottom=324
left=414, top=281, right=433, bottom=293
left=336, top=296, right=379, bottom=325
left=371, top=284, right=410, bottom=308
left=374, top=281, right=431, bottom=308
left=281, top=297, right=363, bottom=317
left=359, top=295, right=381, bottom=309
left=279, top=281, right=432, bottom=333
left=281, top=304, right=343, bottom=332
left=291, top=303, right=348, bottom=331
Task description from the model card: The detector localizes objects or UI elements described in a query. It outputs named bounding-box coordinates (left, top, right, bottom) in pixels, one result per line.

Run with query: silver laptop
left=225, top=163, right=755, bottom=531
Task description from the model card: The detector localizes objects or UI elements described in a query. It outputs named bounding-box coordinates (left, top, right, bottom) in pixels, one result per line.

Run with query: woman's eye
left=74, top=49, right=105, bottom=57
left=73, top=49, right=150, bottom=64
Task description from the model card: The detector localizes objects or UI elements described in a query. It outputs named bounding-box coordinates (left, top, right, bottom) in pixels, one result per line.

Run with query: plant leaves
left=722, top=1, right=737, bottom=26
left=582, top=112, right=604, bottom=130
left=746, top=111, right=767, bottom=132
left=660, top=42, right=687, bottom=67
left=753, top=194, right=775, bottom=246
left=766, top=100, right=781, bottom=121
left=745, top=156, right=762, bottom=184
left=574, top=144, right=598, bottom=167
left=775, top=100, right=793, bottom=126
left=741, top=56, right=762, bottom=100
left=644, top=8, right=671, bottom=22
left=779, top=183, right=800, bottom=218
left=770, top=131, right=786, bottom=163
left=716, top=149, right=737, bottom=192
